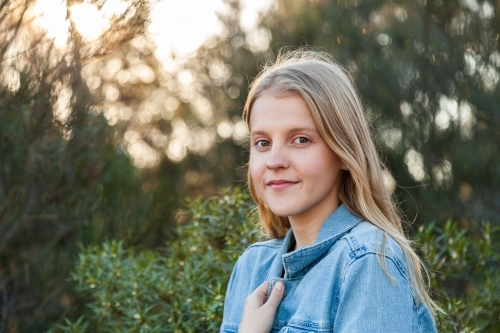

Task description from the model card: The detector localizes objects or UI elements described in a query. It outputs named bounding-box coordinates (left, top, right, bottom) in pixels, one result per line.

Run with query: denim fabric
left=220, top=205, right=437, bottom=333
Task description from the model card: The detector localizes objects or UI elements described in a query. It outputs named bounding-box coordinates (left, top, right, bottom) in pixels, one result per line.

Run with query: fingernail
left=275, top=282, right=284, bottom=290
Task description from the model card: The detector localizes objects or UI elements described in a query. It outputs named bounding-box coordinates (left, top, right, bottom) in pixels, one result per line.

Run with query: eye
left=254, top=139, right=271, bottom=148
left=293, top=137, right=310, bottom=144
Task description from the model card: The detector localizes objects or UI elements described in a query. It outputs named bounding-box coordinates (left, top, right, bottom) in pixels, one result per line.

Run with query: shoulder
left=231, top=238, right=282, bottom=278
left=342, top=221, right=405, bottom=258
left=237, top=238, right=282, bottom=261
left=247, top=237, right=284, bottom=249
left=222, top=238, right=283, bottom=327
left=240, top=239, right=283, bottom=261
left=337, top=221, right=409, bottom=281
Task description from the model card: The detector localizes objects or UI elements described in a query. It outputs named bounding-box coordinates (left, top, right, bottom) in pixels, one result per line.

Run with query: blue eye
left=293, top=137, right=310, bottom=144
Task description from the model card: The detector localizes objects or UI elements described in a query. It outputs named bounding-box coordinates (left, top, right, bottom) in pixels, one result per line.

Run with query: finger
left=264, top=281, right=285, bottom=310
left=246, top=281, right=270, bottom=307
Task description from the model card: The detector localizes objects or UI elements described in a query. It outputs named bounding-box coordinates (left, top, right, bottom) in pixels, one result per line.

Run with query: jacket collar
left=267, top=204, right=363, bottom=279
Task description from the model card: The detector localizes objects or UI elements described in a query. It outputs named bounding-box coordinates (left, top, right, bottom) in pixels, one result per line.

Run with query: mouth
left=266, top=179, right=298, bottom=190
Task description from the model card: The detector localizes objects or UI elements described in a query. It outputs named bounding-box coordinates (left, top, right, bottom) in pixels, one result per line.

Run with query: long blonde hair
left=243, top=50, right=438, bottom=315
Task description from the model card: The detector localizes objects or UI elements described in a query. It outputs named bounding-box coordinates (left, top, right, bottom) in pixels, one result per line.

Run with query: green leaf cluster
left=49, top=188, right=259, bottom=332
left=418, top=221, right=500, bottom=332
left=50, top=188, right=500, bottom=332
left=0, top=1, right=164, bottom=330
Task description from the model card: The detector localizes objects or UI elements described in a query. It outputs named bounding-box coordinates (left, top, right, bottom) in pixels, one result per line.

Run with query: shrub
left=418, top=221, right=500, bottom=332
left=48, top=188, right=259, bottom=333
left=49, top=188, right=500, bottom=332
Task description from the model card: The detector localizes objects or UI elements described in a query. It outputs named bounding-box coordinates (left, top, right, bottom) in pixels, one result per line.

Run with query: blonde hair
left=243, top=50, right=438, bottom=315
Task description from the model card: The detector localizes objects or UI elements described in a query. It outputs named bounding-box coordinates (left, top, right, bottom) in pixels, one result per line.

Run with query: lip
left=266, top=179, right=298, bottom=190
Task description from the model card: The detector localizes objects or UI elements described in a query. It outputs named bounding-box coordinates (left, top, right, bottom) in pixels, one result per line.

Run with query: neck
left=289, top=201, right=340, bottom=249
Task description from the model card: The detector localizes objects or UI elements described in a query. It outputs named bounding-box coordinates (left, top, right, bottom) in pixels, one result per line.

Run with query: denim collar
left=267, top=204, right=363, bottom=280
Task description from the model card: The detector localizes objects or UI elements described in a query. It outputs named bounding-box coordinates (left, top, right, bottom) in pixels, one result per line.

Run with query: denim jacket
left=220, top=205, right=437, bottom=333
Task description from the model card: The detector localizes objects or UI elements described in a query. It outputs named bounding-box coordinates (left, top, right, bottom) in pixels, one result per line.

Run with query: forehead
left=249, top=92, right=317, bottom=131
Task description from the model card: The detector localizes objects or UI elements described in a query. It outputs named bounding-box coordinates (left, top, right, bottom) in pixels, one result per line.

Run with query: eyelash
left=254, top=140, right=270, bottom=148
left=293, top=137, right=310, bottom=144
left=253, top=137, right=311, bottom=148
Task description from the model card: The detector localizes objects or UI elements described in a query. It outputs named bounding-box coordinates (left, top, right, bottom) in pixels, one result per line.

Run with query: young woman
left=220, top=50, right=438, bottom=333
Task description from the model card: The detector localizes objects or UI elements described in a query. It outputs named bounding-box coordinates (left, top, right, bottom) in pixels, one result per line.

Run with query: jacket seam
left=344, top=233, right=410, bottom=282
left=340, top=251, right=411, bottom=290
left=244, top=242, right=282, bottom=251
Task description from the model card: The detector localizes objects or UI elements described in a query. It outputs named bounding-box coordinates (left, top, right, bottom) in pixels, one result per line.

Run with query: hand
left=239, top=280, right=285, bottom=333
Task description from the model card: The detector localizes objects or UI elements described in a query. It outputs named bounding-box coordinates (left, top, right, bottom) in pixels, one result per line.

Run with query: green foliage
left=418, top=221, right=500, bottom=332
left=49, top=188, right=259, bottom=332
left=47, top=317, right=89, bottom=333
left=50, top=188, right=500, bottom=332
left=0, top=1, right=164, bottom=331
left=0, top=56, right=169, bottom=332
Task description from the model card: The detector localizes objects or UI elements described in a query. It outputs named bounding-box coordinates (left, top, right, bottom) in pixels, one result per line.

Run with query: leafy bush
left=418, top=222, right=500, bottom=332
left=48, top=188, right=259, bottom=333
left=49, top=188, right=500, bottom=332
left=0, top=1, right=158, bottom=330
left=0, top=65, right=169, bottom=331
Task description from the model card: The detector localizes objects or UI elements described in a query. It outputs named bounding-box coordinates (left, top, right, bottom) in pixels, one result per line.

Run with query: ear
left=340, top=161, right=349, bottom=171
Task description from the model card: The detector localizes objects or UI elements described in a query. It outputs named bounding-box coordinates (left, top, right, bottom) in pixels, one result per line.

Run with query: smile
left=266, top=180, right=299, bottom=190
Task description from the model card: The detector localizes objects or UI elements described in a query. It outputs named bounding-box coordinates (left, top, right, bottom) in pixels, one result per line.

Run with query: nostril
left=266, top=154, right=288, bottom=169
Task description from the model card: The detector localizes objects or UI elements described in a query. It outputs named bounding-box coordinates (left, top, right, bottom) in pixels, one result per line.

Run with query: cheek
left=309, top=151, right=343, bottom=182
left=322, top=149, right=343, bottom=171
left=249, top=151, right=262, bottom=172
left=249, top=153, right=266, bottom=193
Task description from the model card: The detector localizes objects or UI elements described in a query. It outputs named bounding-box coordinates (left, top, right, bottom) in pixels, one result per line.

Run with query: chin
left=267, top=206, right=300, bottom=218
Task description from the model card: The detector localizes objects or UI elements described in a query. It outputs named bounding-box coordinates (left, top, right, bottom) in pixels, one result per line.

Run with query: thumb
left=265, top=281, right=285, bottom=310
left=245, top=281, right=270, bottom=309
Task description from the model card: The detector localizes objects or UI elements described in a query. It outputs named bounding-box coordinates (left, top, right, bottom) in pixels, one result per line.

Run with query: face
left=249, top=92, right=346, bottom=226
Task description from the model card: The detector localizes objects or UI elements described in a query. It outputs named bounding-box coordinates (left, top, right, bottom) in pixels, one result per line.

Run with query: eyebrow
left=250, top=127, right=318, bottom=136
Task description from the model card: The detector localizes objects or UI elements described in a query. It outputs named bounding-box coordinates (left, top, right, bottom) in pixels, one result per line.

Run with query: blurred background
left=0, top=0, right=499, bottom=331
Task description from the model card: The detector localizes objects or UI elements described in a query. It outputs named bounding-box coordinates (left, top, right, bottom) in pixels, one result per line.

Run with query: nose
left=266, top=146, right=289, bottom=170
